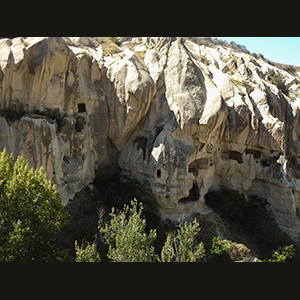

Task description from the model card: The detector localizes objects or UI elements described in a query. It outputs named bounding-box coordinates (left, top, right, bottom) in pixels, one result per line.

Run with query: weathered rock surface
left=2, top=36, right=300, bottom=243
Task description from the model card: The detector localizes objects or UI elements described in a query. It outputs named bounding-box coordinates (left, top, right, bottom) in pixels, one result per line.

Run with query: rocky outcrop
left=0, top=37, right=155, bottom=202
left=2, top=36, right=300, bottom=243
left=117, top=37, right=300, bottom=243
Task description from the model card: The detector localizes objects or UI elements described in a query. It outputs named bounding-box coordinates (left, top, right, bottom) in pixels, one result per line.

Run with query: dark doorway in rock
left=220, top=150, right=243, bottom=164
left=178, top=182, right=200, bottom=203
left=77, top=103, right=86, bottom=113
left=157, top=169, right=161, bottom=178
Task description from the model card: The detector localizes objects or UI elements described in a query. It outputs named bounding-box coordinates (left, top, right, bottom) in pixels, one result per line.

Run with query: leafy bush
left=160, top=217, right=205, bottom=262
left=35, top=106, right=66, bottom=130
left=208, top=236, right=253, bottom=262
left=0, top=148, right=70, bottom=262
left=74, top=240, right=101, bottom=262
left=75, top=199, right=206, bottom=262
left=72, top=187, right=297, bottom=262
left=1, top=106, right=26, bottom=123
left=99, top=199, right=157, bottom=262
left=268, top=69, right=287, bottom=94
left=267, top=245, right=296, bottom=262
left=205, top=187, right=299, bottom=260
left=209, top=236, right=232, bottom=261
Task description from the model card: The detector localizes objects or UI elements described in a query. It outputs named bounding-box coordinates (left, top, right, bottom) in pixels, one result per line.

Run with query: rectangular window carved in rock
left=77, top=103, right=86, bottom=113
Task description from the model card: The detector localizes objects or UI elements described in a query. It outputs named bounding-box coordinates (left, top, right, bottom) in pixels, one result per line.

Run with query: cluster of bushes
left=205, top=188, right=296, bottom=261
left=269, top=61, right=300, bottom=77
left=0, top=100, right=26, bottom=123
left=74, top=196, right=296, bottom=262
left=33, top=106, right=66, bottom=130
left=0, top=104, right=67, bottom=131
left=73, top=185, right=297, bottom=262
left=0, top=148, right=297, bottom=262
left=0, top=149, right=207, bottom=262
left=2, top=104, right=87, bottom=133
left=75, top=199, right=207, bottom=262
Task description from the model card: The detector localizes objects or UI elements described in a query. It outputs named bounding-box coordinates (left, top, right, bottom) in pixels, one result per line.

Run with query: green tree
left=160, top=217, right=205, bottom=262
left=209, top=236, right=232, bottom=261
left=75, top=240, right=101, bottom=262
left=100, top=199, right=157, bottom=262
left=0, top=148, right=69, bottom=262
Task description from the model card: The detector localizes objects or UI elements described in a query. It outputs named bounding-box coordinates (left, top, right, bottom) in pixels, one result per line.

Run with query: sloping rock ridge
left=2, top=36, right=300, bottom=243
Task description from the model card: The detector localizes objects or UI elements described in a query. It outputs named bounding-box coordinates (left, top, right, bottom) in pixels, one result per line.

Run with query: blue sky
left=215, top=37, right=300, bottom=67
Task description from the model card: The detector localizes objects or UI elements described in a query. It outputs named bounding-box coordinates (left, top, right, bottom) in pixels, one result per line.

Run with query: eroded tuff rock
left=2, top=36, right=300, bottom=243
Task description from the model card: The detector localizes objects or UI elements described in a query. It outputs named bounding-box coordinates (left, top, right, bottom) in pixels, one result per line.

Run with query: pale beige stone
left=1, top=36, right=300, bottom=243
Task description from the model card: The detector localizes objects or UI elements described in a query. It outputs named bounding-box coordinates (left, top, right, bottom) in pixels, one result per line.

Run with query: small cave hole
left=63, top=155, right=70, bottom=164
left=133, top=136, right=148, bottom=160
left=77, top=103, right=86, bottom=113
left=157, top=169, right=161, bottom=178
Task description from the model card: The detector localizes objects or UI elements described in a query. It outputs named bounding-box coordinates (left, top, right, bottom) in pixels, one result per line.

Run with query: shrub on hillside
left=74, top=240, right=101, bottom=262
left=100, top=199, right=157, bottom=262
left=0, top=148, right=70, bottom=262
left=160, top=217, right=205, bottom=262
left=75, top=199, right=206, bottom=262
left=268, top=69, right=287, bottom=94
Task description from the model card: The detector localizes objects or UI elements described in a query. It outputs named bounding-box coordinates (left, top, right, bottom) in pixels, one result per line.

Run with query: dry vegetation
left=97, top=37, right=122, bottom=56
left=62, top=37, right=122, bottom=56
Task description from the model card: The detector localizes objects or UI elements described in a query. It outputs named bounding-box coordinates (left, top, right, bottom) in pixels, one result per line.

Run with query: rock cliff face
left=2, top=36, right=300, bottom=242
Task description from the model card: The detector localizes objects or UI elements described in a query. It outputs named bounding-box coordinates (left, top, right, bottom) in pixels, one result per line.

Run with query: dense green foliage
left=0, top=148, right=296, bottom=262
left=75, top=240, right=101, bottom=262
left=209, top=236, right=232, bottom=260
left=0, top=148, right=69, bottom=262
left=75, top=199, right=206, bottom=262
left=72, top=186, right=298, bottom=262
left=205, top=188, right=296, bottom=261
left=268, top=245, right=296, bottom=262
left=100, top=199, right=157, bottom=262
left=160, top=217, right=205, bottom=262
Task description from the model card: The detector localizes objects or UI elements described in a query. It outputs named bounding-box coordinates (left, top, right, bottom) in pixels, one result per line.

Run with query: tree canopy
left=0, top=148, right=69, bottom=262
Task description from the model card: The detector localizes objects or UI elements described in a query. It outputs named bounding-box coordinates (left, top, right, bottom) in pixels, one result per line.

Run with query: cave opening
left=157, top=169, right=161, bottom=178
left=178, top=182, right=200, bottom=203
left=77, top=103, right=86, bottom=113
left=220, top=150, right=243, bottom=164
